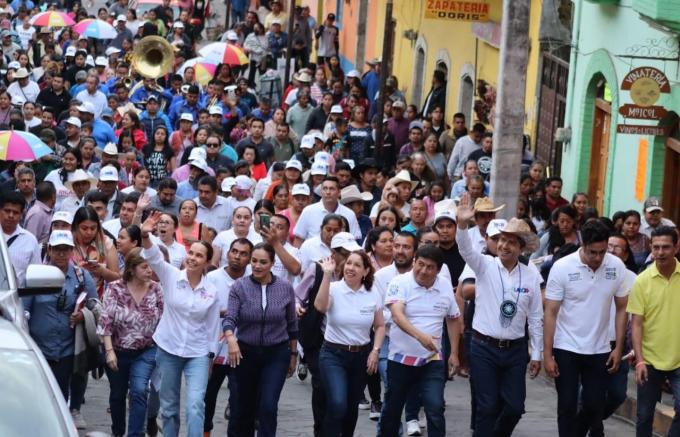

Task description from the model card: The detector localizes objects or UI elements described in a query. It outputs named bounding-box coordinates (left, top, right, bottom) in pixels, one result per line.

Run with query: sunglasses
left=206, top=143, right=220, bottom=148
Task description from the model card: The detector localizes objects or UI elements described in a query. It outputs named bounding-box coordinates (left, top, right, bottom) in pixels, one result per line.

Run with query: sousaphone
left=131, top=36, right=176, bottom=79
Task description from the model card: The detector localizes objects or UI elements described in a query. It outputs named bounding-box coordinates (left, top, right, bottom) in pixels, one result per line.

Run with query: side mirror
left=18, top=265, right=65, bottom=297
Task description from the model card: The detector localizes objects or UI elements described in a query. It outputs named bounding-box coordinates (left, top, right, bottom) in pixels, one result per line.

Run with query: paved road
left=79, top=371, right=634, bottom=436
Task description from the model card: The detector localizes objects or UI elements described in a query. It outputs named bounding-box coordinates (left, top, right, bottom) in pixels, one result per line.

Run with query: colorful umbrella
left=29, top=11, right=75, bottom=27
left=199, top=42, right=249, bottom=66
left=178, top=58, right=218, bottom=85
left=73, top=19, right=117, bottom=40
left=0, top=131, right=53, bottom=162
left=133, top=0, right=181, bottom=5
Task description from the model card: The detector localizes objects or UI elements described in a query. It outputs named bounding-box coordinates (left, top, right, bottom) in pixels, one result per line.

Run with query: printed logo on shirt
left=360, top=304, right=376, bottom=315
left=605, top=268, right=617, bottom=280
left=568, top=273, right=581, bottom=282
left=433, top=299, right=450, bottom=314
left=515, top=287, right=530, bottom=294
left=387, top=283, right=400, bottom=297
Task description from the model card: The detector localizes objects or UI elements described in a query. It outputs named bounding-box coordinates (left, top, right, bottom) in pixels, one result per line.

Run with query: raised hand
left=141, top=210, right=162, bottom=235
left=457, top=192, right=475, bottom=224
left=319, top=257, right=336, bottom=275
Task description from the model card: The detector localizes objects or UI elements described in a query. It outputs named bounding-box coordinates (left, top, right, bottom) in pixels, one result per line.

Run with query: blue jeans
left=105, top=346, right=156, bottom=437
left=378, top=360, right=446, bottom=437
left=636, top=365, right=680, bottom=437
left=318, top=344, right=369, bottom=437
left=155, top=347, right=209, bottom=437
left=553, top=349, right=609, bottom=437
left=469, top=335, right=528, bottom=437
left=228, top=342, right=290, bottom=437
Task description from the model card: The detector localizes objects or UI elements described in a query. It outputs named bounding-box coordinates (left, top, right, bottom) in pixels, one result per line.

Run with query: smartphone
left=87, top=259, right=98, bottom=264
left=259, top=214, right=270, bottom=229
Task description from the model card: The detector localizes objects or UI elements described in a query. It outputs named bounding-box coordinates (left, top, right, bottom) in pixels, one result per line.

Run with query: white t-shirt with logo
left=324, top=280, right=382, bottom=346
left=385, top=272, right=460, bottom=366
left=545, top=251, right=629, bottom=354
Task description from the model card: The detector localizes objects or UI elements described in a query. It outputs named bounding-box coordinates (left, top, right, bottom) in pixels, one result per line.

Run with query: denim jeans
left=318, top=344, right=369, bottom=437
left=377, top=337, right=403, bottom=436
left=587, top=359, right=629, bottom=437
left=47, top=356, right=75, bottom=402
left=636, top=365, right=680, bottom=437
left=464, top=329, right=476, bottom=430
left=228, top=342, right=290, bottom=437
left=306, top=347, right=326, bottom=437
left=469, top=335, right=528, bottom=437
left=105, top=346, right=157, bottom=437
left=203, top=364, right=235, bottom=432
left=553, top=349, right=609, bottom=437
left=155, top=347, right=209, bottom=437
left=378, top=360, right=446, bottom=437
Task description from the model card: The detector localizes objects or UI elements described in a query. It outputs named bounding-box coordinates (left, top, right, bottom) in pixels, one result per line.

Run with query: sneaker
left=296, top=362, right=308, bottom=382
left=369, top=401, right=382, bottom=420
left=406, top=420, right=422, bottom=436
left=70, top=409, right=87, bottom=430
left=358, top=398, right=370, bottom=410
left=147, top=416, right=159, bottom=436
left=418, top=415, right=427, bottom=428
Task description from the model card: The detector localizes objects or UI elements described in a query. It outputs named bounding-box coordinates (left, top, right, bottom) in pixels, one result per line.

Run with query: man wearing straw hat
left=455, top=192, right=543, bottom=436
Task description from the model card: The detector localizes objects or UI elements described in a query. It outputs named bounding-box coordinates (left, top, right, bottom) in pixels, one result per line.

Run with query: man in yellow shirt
left=264, top=0, right=288, bottom=31
left=627, top=226, right=680, bottom=437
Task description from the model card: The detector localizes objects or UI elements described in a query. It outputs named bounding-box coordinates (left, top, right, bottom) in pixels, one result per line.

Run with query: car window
left=0, top=350, right=70, bottom=436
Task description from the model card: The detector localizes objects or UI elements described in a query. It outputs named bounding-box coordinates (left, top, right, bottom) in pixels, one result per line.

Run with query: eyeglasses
left=607, top=244, right=625, bottom=254
left=206, top=143, right=220, bottom=148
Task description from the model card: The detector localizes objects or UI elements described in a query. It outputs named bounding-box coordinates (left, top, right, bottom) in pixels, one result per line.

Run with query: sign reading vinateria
left=424, top=1, right=490, bottom=22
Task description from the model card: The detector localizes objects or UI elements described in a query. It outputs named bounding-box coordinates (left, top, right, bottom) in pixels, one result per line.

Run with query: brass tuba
left=131, top=36, right=176, bottom=79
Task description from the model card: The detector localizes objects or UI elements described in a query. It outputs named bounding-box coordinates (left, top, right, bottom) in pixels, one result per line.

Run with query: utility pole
left=374, top=0, right=393, bottom=148
left=355, top=0, right=369, bottom=68
left=284, top=0, right=296, bottom=88
left=489, top=0, right=530, bottom=219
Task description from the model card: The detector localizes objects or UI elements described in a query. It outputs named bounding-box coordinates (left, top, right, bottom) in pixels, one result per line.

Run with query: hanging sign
left=424, top=1, right=490, bottom=22
left=617, top=66, right=671, bottom=134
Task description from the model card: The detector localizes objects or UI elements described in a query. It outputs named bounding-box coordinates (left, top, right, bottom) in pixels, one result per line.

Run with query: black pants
left=306, top=348, right=326, bottom=437
left=48, top=355, right=75, bottom=401
left=204, top=363, right=234, bottom=432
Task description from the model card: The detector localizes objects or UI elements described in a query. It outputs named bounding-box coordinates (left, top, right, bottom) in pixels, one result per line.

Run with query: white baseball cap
left=226, top=30, right=238, bottom=40
left=64, top=116, right=81, bottom=128
left=300, top=134, right=315, bottom=149
left=330, top=105, right=343, bottom=114
left=173, top=21, right=185, bottom=29
left=285, top=160, right=303, bottom=172
left=221, top=177, right=236, bottom=192
left=189, top=157, right=210, bottom=173
left=486, top=219, right=509, bottom=239
left=104, top=46, right=121, bottom=56
left=95, top=56, right=107, bottom=67
left=330, top=232, right=361, bottom=252
left=117, top=14, right=127, bottom=22
left=310, top=161, right=328, bottom=176
left=311, top=131, right=327, bottom=143
left=85, top=55, right=95, bottom=67
left=188, top=146, right=207, bottom=161
left=434, top=209, right=457, bottom=225
left=313, top=151, right=331, bottom=164
left=291, top=183, right=310, bottom=196
left=347, top=69, right=361, bottom=78
left=77, top=101, right=95, bottom=114
left=208, top=106, right=223, bottom=116
left=234, top=175, right=254, bottom=191
left=102, top=142, right=118, bottom=155
left=99, top=165, right=119, bottom=182
left=65, top=46, right=77, bottom=57
left=51, top=211, right=74, bottom=225
left=48, top=230, right=75, bottom=247
left=180, top=113, right=194, bottom=122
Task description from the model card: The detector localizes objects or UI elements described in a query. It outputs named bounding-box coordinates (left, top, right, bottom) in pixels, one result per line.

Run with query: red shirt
left=545, top=195, right=569, bottom=212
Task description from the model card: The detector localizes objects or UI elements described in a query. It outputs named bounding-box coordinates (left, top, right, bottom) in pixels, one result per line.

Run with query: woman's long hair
left=59, top=147, right=82, bottom=184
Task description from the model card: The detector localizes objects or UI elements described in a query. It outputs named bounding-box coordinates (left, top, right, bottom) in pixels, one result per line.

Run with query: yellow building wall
left=304, top=0, right=542, bottom=140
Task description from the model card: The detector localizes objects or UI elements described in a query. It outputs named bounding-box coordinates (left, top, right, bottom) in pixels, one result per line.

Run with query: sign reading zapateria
left=424, top=1, right=490, bottom=22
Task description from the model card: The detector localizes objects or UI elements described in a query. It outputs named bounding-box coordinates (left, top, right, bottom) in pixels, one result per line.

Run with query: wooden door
left=588, top=98, right=611, bottom=214
left=663, top=137, right=680, bottom=226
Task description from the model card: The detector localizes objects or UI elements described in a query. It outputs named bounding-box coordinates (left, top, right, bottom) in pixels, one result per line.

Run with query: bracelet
left=635, top=361, right=646, bottom=369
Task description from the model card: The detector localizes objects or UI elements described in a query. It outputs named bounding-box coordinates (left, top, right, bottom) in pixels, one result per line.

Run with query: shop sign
left=617, top=66, right=671, bottom=135
left=424, top=1, right=490, bottom=22
left=616, top=124, right=670, bottom=136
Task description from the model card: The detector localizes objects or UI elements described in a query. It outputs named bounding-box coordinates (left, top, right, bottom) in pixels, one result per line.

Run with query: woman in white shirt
left=212, top=205, right=262, bottom=267
left=44, top=147, right=81, bottom=211
left=150, top=212, right=187, bottom=268
left=140, top=211, right=220, bottom=437
left=314, top=251, right=385, bottom=437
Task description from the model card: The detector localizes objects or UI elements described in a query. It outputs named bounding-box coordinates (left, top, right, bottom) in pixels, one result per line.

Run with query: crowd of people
left=1, top=1, right=679, bottom=437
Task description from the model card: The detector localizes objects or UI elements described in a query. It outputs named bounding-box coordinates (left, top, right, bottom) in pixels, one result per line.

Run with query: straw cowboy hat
left=473, top=197, right=506, bottom=213
left=340, top=185, right=373, bottom=205
left=499, top=218, right=539, bottom=252
left=387, top=170, right=418, bottom=192
left=65, top=169, right=97, bottom=191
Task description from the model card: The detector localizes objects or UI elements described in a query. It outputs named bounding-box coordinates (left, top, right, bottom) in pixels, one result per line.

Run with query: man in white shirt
left=223, top=175, right=256, bottom=230
left=297, top=214, right=345, bottom=274
left=7, top=67, right=40, bottom=103
left=103, top=193, right=141, bottom=238
left=195, top=176, right=230, bottom=232
left=544, top=220, right=630, bottom=437
left=455, top=193, right=543, bottom=436
left=1, top=192, right=41, bottom=285
left=639, top=196, right=675, bottom=238
left=293, top=176, right=361, bottom=245
left=204, top=237, right=252, bottom=435
left=15, top=17, right=35, bottom=49
left=378, top=245, right=461, bottom=437
left=262, top=214, right=301, bottom=284
left=75, top=74, right=107, bottom=118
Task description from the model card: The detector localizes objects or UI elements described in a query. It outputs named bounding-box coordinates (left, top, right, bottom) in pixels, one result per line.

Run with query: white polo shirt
left=102, top=218, right=123, bottom=239
left=385, top=271, right=460, bottom=366
left=298, top=235, right=332, bottom=274
left=545, top=250, right=629, bottom=354
left=608, top=269, right=637, bottom=341
left=272, top=242, right=299, bottom=284
left=195, top=196, right=231, bottom=232
left=206, top=267, right=248, bottom=364
left=293, top=200, right=361, bottom=240
left=468, top=226, right=487, bottom=254
left=3, top=226, right=41, bottom=285
left=150, top=234, right=187, bottom=268
left=456, top=228, right=544, bottom=360
left=213, top=227, right=262, bottom=267
left=324, top=280, right=382, bottom=346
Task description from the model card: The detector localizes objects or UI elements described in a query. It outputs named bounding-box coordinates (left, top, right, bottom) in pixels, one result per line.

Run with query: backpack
left=297, top=262, right=325, bottom=351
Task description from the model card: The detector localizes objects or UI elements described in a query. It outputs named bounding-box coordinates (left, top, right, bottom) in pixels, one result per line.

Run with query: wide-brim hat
left=294, top=71, right=312, bottom=83
left=474, top=196, right=505, bottom=213
left=387, top=170, right=418, bottom=192
left=340, top=185, right=373, bottom=205
left=500, top=218, right=539, bottom=252
left=64, top=169, right=97, bottom=191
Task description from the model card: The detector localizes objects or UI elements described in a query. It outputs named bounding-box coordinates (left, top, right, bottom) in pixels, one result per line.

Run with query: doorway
left=460, top=75, right=474, bottom=123
left=412, top=48, right=425, bottom=107
left=588, top=82, right=611, bottom=214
